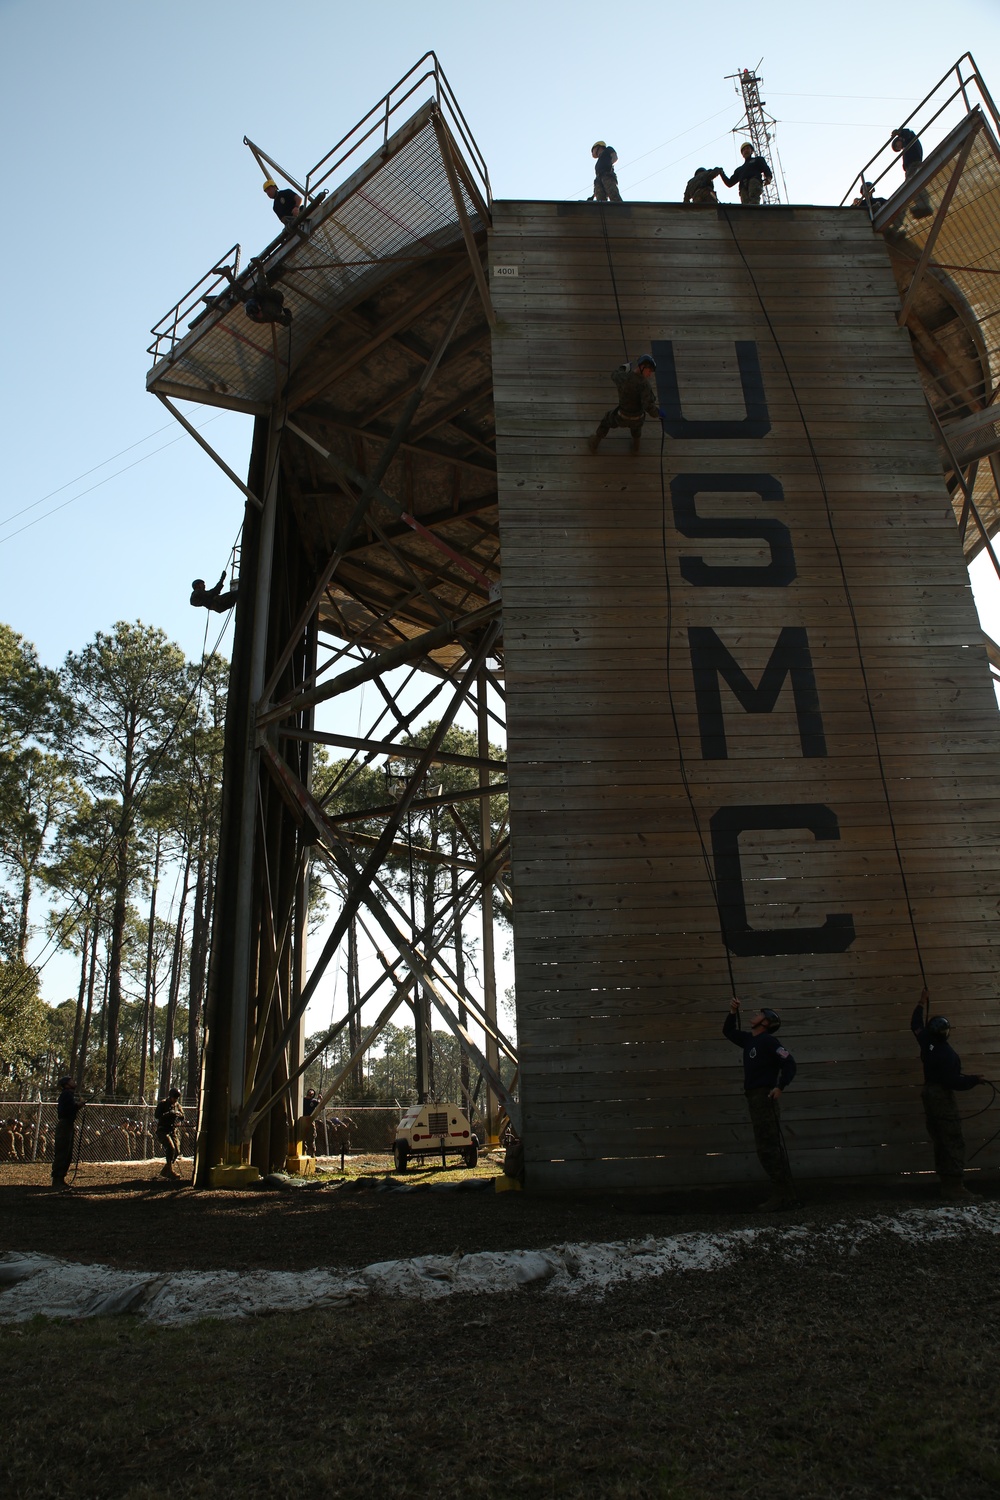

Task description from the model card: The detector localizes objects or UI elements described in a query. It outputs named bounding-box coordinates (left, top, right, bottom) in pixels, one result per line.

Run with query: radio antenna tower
left=725, top=61, right=786, bottom=204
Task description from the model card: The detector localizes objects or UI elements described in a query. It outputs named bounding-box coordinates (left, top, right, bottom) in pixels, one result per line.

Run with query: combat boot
left=941, top=1177, right=978, bottom=1202
left=756, top=1182, right=797, bottom=1212
left=588, top=424, right=609, bottom=454
left=629, top=427, right=642, bottom=455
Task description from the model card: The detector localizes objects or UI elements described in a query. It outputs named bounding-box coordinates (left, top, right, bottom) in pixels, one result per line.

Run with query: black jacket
left=911, top=1005, right=979, bottom=1090
left=594, top=147, right=618, bottom=178
left=723, top=1014, right=797, bottom=1091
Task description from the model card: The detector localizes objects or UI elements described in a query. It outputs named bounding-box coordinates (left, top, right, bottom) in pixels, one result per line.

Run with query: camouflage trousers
left=594, top=171, right=622, bottom=203
left=921, top=1084, right=966, bottom=1181
left=596, top=408, right=646, bottom=437
left=739, top=177, right=764, bottom=205
left=157, top=1128, right=180, bottom=1166
left=745, top=1087, right=791, bottom=1187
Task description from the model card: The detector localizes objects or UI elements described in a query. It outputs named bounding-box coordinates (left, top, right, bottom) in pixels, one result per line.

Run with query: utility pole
left=725, top=64, right=784, bottom=204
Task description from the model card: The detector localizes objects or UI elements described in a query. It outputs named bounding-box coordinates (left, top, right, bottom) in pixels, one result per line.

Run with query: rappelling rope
left=659, top=425, right=738, bottom=994
left=721, top=207, right=928, bottom=990
left=598, top=203, right=630, bottom=364
left=597, top=211, right=739, bottom=994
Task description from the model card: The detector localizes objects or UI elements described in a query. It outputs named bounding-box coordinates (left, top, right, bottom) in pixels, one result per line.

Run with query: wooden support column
left=478, top=664, right=500, bottom=1144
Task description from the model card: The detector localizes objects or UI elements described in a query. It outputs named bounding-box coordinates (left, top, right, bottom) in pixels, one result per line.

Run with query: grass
left=3, top=1228, right=1000, bottom=1498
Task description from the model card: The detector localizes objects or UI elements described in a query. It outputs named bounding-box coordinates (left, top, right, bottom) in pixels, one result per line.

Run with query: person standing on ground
left=591, top=142, right=622, bottom=203
left=890, top=127, right=932, bottom=218
left=51, top=1078, right=85, bottom=1190
left=723, top=999, right=797, bottom=1210
left=588, top=356, right=660, bottom=455
left=302, top=1087, right=320, bottom=1153
left=719, top=143, right=773, bottom=205
left=911, top=991, right=984, bottom=1201
left=154, top=1088, right=184, bottom=1181
left=263, top=179, right=303, bottom=227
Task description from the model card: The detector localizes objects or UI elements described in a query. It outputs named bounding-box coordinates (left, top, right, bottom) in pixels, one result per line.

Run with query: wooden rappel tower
left=147, top=53, right=1000, bottom=1191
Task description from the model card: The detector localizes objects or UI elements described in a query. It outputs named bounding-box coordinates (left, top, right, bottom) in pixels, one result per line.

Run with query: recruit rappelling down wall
left=490, top=201, right=1000, bottom=1192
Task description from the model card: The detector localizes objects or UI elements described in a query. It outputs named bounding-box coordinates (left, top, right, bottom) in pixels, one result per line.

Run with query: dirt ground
left=2, top=1162, right=1000, bottom=1498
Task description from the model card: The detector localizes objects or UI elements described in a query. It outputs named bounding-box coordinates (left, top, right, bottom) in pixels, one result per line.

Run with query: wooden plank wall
left=489, top=201, right=1000, bottom=1191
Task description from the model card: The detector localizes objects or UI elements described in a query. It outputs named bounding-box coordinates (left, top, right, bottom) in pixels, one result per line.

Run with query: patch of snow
left=2, top=1203, right=998, bottom=1325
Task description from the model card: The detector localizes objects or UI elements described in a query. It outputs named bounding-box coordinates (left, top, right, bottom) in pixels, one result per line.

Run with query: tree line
left=0, top=617, right=512, bottom=1107
left=0, top=621, right=225, bottom=1100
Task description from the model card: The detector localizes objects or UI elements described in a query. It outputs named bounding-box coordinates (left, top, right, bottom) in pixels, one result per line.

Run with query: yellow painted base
left=208, top=1164, right=261, bottom=1188
left=495, top=1175, right=522, bottom=1193
left=286, top=1154, right=316, bottom=1176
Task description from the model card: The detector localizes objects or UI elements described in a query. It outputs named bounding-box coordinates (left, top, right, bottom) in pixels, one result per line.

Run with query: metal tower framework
left=726, top=65, right=783, bottom=204
left=845, top=53, right=1000, bottom=571
left=147, top=56, right=519, bottom=1180
left=146, top=51, right=1000, bottom=1188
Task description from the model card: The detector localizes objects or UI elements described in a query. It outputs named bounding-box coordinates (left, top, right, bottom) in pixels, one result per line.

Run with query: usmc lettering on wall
left=652, top=338, right=857, bottom=959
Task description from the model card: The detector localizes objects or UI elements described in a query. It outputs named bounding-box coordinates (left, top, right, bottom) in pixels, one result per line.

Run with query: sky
left=2, top=0, right=999, bottom=1017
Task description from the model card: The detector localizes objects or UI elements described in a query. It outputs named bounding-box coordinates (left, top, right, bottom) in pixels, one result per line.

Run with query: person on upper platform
left=590, top=142, right=622, bottom=203
left=723, top=999, right=797, bottom=1211
left=588, top=357, right=660, bottom=455
left=264, top=179, right=303, bottom=227
left=190, top=572, right=238, bottom=613
left=890, top=127, right=932, bottom=219
left=719, top=142, right=772, bottom=205
left=911, top=991, right=984, bottom=1201
left=684, top=167, right=723, bottom=206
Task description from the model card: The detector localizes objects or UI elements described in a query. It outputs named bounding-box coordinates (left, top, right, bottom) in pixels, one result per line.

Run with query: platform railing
left=842, top=52, right=1000, bottom=209
left=147, top=54, right=490, bottom=372
left=304, top=51, right=491, bottom=210
left=148, top=243, right=241, bottom=362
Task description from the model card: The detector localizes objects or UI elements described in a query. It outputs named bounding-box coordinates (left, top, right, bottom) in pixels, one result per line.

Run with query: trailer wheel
left=393, top=1141, right=409, bottom=1173
left=463, top=1140, right=479, bottom=1169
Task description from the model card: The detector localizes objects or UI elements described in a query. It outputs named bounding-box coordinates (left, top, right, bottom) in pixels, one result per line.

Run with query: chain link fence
left=0, top=1102, right=492, bottom=1168
left=0, top=1103, right=428, bottom=1166
left=0, top=1103, right=195, bottom=1165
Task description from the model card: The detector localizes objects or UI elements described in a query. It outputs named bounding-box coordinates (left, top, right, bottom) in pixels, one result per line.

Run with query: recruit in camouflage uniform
left=591, top=142, right=622, bottom=203
left=587, top=358, right=660, bottom=454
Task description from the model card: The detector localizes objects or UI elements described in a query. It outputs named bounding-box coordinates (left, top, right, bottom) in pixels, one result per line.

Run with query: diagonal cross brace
left=240, top=617, right=502, bottom=1129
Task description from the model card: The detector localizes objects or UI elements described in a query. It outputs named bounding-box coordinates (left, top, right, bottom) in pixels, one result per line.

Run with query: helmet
left=634, top=354, right=657, bottom=372
left=58, top=1077, right=72, bottom=1089
left=592, top=141, right=606, bottom=151
left=927, top=1016, right=951, bottom=1038
left=168, top=1087, right=181, bottom=1098
left=760, top=1007, right=782, bottom=1032
left=263, top=179, right=277, bottom=191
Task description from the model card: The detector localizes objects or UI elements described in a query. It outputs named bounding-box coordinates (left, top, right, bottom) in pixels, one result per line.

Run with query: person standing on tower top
left=719, top=143, right=772, bottom=205
left=591, top=142, right=622, bottom=203
left=890, top=127, right=932, bottom=218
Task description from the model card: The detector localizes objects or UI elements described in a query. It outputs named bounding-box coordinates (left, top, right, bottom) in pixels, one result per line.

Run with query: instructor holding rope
left=723, top=1000, right=798, bottom=1211
left=51, top=1077, right=85, bottom=1191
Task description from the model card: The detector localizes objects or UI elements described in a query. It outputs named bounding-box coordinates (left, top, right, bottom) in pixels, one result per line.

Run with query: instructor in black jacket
left=724, top=999, right=797, bottom=1210
left=911, top=991, right=984, bottom=1201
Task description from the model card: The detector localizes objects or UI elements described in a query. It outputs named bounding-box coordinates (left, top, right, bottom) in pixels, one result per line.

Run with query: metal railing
left=148, top=243, right=241, bottom=362
left=842, top=52, right=1000, bottom=208
left=304, top=52, right=490, bottom=209
left=147, top=53, right=489, bottom=368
